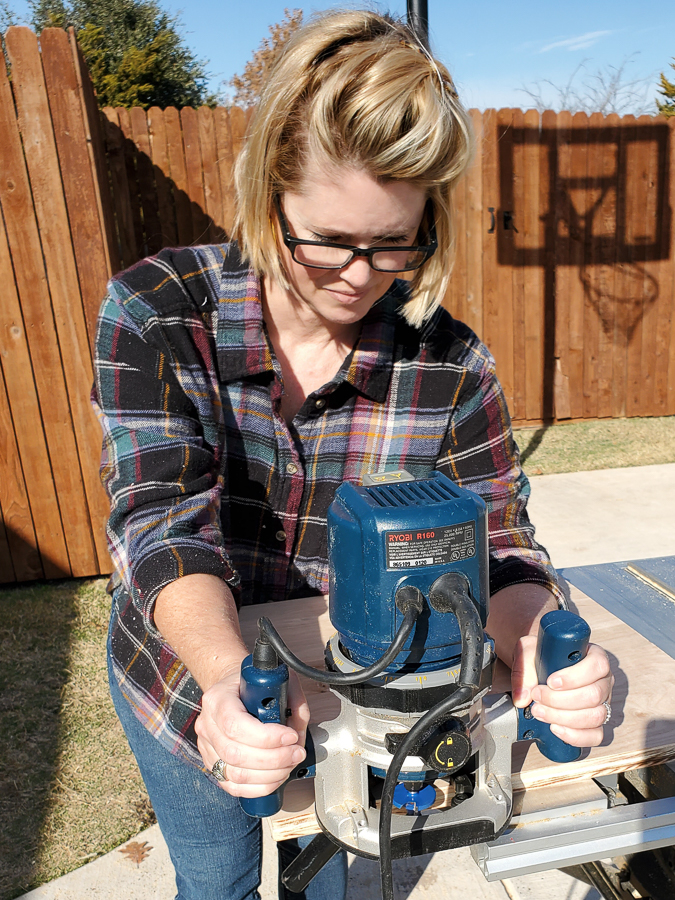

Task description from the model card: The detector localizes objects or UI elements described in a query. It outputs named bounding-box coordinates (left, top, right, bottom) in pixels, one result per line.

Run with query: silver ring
left=212, top=759, right=228, bottom=782
left=602, top=700, right=612, bottom=725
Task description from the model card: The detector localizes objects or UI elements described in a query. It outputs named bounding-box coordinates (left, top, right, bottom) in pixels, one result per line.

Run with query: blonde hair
left=233, top=9, right=473, bottom=328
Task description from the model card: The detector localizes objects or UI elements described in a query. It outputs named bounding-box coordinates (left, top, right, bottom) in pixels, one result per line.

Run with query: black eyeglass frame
left=273, top=195, right=438, bottom=272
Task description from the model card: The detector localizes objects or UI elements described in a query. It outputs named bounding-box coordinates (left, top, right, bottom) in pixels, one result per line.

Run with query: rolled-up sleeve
left=93, top=283, right=238, bottom=636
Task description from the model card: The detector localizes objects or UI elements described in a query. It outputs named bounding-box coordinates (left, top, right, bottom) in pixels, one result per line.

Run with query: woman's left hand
left=511, top=637, right=614, bottom=748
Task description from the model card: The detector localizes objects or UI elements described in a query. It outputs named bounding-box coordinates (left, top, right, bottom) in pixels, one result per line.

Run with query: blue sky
left=9, top=0, right=675, bottom=110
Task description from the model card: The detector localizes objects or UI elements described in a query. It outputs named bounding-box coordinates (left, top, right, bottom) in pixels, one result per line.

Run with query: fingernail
left=292, top=748, right=305, bottom=764
left=281, top=732, right=297, bottom=745
left=550, top=724, right=565, bottom=738
left=549, top=676, right=563, bottom=689
left=531, top=703, right=546, bottom=722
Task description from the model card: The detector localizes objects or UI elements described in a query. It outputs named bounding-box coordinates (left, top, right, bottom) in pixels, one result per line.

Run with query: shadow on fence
left=446, top=111, right=674, bottom=425
left=100, top=105, right=249, bottom=270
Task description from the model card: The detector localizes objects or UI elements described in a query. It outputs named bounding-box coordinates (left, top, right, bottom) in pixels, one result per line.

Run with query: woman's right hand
left=195, top=668, right=310, bottom=798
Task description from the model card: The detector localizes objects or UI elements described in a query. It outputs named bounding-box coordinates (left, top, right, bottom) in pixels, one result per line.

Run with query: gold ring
left=212, top=759, right=228, bottom=781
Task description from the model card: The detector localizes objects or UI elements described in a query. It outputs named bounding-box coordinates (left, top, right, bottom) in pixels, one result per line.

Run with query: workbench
left=238, top=561, right=675, bottom=892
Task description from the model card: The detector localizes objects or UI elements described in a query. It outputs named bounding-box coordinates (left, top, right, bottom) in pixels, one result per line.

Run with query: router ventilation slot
left=366, top=479, right=458, bottom=508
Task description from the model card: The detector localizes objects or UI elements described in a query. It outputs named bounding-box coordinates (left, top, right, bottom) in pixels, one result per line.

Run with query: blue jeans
left=108, top=649, right=347, bottom=900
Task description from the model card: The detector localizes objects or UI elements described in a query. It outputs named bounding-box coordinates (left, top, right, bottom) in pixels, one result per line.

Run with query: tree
left=519, top=56, right=657, bottom=116
left=4, top=0, right=214, bottom=108
left=229, top=8, right=302, bottom=107
left=657, top=59, right=675, bottom=117
left=0, top=0, right=18, bottom=31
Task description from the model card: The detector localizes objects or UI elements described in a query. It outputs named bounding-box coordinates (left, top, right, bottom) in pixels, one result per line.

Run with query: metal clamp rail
left=472, top=794, right=675, bottom=881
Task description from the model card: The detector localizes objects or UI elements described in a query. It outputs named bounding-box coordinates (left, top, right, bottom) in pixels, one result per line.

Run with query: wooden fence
left=1, top=27, right=674, bottom=583
left=446, top=109, right=675, bottom=423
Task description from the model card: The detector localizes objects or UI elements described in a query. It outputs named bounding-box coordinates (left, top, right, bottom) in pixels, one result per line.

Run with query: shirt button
left=315, top=398, right=326, bottom=409
left=276, top=530, right=287, bottom=542
left=286, top=462, right=298, bottom=475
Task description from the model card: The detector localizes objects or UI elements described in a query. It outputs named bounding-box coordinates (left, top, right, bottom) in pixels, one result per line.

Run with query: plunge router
left=238, top=470, right=590, bottom=900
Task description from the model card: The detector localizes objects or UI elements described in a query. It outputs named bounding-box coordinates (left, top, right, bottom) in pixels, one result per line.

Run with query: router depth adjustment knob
left=419, top=718, right=472, bottom=773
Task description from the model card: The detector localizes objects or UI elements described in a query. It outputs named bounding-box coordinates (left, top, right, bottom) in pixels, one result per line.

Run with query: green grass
left=514, top=416, right=675, bottom=476
left=1, top=415, right=673, bottom=897
left=0, top=579, right=153, bottom=900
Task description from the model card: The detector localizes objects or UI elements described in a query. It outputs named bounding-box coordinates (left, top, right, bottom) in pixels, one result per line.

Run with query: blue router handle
left=518, top=609, right=591, bottom=762
left=239, top=653, right=289, bottom=817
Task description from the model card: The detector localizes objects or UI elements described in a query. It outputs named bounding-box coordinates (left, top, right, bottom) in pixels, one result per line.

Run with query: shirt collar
left=216, top=249, right=404, bottom=403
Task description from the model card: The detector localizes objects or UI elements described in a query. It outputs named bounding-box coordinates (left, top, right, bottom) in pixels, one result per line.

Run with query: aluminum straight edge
left=471, top=797, right=675, bottom=881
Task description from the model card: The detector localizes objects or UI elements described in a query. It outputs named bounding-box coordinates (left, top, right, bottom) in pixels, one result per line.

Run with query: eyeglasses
left=273, top=195, right=437, bottom=273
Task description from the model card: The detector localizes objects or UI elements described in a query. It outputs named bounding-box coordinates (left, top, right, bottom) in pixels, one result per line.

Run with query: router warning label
left=385, top=522, right=476, bottom=569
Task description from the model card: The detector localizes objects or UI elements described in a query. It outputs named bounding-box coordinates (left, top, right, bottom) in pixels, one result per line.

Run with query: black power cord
left=378, top=573, right=484, bottom=900
left=256, top=604, right=420, bottom=686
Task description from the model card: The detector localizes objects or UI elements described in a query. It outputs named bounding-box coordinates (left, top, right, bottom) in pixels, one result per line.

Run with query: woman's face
left=274, top=162, right=427, bottom=329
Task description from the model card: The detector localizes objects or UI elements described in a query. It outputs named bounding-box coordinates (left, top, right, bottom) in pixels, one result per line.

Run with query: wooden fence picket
left=198, top=106, right=226, bottom=243
left=181, top=106, right=210, bottom=244
left=147, top=106, right=179, bottom=248
left=463, top=108, right=484, bottom=338
left=130, top=106, right=164, bottom=257
left=102, top=108, right=137, bottom=270
left=1, top=30, right=76, bottom=579
left=635, top=117, right=666, bottom=418
left=215, top=107, right=236, bottom=237
left=511, top=108, right=527, bottom=423
left=6, top=26, right=110, bottom=575
left=666, top=118, right=675, bottom=416
left=40, top=28, right=110, bottom=355
left=0, top=336, right=42, bottom=582
left=163, top=106, right=193, bottom=247
left=521, top=108, right=546, bottom=422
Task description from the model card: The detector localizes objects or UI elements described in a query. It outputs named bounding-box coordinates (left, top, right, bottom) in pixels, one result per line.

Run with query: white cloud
left=538, top=31, right=613, bottom=53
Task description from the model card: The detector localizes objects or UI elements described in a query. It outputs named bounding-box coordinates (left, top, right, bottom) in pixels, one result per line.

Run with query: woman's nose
left=339, top=255, right=373, bottom=288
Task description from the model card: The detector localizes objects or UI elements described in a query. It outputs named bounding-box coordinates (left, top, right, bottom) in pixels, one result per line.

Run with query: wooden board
left=69, top=29, right=120, bottom=279
left=130, top=106, right=163, bottom=257
left=102, top=107, right=138, bottom=270
left=0, top=31, right=75, bottom=579
left=651, top=116, right=675, bottom=417
left=522, top=108, right=546, bottom=422
left=6, top=26, right=103, bottom=578
left=164, top=106, right=193, bottom=248
left=0, top=352, right=41, bottom=581
left=198, top=106, right=225, bottom=243
left=181, top=107, right=209, bottom=244
left=0, top=502, right=16, bottom=584
left=116, top=107, right=146, bottom=260
left=147, top=106, right=178, bottom=249
left=214, top=107, right=235, bottom=238
left=40, top=27, right=109, bottom=356
left=591, top=113, right=620, bottom=420
left=462, top=109, right=484, bottom=339
left=510, top=109, right=526, bottom=423
left=237, top=585, right=675, bottom=841
left=667, top=118, right=675, bottom=416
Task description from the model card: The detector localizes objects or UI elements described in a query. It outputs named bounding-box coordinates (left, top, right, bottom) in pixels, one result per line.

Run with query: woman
left=94, top=10, right=613, bottom=900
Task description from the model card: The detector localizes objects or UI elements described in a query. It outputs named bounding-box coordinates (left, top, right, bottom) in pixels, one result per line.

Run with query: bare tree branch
left=225, top=8, right=302, bottom=108
left=518, top=54, right=658, bottom=116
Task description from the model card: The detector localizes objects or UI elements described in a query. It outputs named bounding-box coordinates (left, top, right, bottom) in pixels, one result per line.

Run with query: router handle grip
left=518, top=609, right=591, bottom=763
left=238, top=653, right=289, bottom=817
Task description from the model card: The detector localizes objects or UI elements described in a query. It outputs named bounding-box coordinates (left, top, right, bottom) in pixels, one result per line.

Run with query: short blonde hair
left=233, top=9, right=473, bottom=328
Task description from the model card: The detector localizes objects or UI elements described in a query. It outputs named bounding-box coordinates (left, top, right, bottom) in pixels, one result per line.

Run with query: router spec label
left=384, top=522, right=476, bottom=569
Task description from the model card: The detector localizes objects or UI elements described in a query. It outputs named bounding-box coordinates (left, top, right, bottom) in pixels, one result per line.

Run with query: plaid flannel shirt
left=93, top=243, right=563, bottom=771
